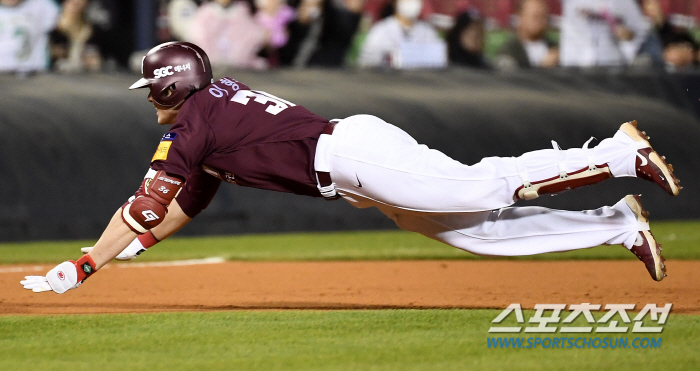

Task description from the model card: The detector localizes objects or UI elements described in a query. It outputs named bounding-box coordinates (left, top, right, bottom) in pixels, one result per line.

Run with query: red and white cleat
left=624, top=194, right=666, bottom=282
left=620, top=121, right=681, bottom=196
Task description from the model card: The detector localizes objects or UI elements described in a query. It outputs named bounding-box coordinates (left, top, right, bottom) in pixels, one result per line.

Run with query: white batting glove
left=20, top=261, right=82, bottom=294
left=81, top=237, right=147, bottom=261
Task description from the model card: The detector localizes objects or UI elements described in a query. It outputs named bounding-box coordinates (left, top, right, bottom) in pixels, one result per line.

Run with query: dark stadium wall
left=0, top=70, right=698, bottom=241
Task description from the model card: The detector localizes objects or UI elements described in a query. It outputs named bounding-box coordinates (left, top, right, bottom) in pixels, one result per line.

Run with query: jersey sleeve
left=175, top=166, right=223, bottom=218
left=150, top=100, right=216, bottom=180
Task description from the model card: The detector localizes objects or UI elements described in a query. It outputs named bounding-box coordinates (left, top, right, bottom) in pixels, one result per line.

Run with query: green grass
left=0, top=309, right=696, bottom=371
left=0, top=220, right=698, bottom=264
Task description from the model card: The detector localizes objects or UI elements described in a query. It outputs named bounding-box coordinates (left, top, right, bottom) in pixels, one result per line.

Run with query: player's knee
left=121, top=196, right=167, bottom=233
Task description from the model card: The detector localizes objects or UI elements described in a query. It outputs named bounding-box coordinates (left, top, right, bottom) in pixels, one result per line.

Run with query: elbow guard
left=121, top=170, right=183, bottom=234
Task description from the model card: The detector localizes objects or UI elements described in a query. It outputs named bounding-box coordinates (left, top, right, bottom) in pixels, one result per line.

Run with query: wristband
left=74, top=254, right=97, bottom=282
left=138, top=231, right=160, bottom=248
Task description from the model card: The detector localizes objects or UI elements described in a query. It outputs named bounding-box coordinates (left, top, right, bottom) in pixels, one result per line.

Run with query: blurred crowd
left=3, top=0, right=700, bottom=75
left=0, top=0, right=130, bottom=74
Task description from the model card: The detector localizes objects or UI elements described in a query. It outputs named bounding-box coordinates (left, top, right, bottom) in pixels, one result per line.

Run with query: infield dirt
left=2, top=260, right=699, bottom=315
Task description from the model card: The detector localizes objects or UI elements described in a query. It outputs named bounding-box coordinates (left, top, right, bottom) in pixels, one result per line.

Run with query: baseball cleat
left=620, top=121, right=681, bottom=196
left=624, top=194, right=666, bottom=282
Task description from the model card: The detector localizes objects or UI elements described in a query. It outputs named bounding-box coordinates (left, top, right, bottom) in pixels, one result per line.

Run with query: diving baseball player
left=21, top=42, right=681, bottom=295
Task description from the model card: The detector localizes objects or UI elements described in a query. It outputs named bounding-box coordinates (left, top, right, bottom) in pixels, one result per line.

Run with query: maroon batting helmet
left=129, top=42, right=213, bottom=108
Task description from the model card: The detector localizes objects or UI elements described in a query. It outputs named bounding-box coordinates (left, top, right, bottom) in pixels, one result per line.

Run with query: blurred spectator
left=639, top=0, right=699, bottom=70
left=636, top=0, right=666, bottom=67
left=280, top=0, right=365, bottom=68
left=662, top=30, right=697, bottom=71
left=641, top=0, right=667, bottom=37
left=188, top=0, right=268, bottom=69
left=364, top=0, right=445, bottom=23
left=81, top=0, right=133, bottom=70
left=255, top=0, right=294, bottom=48
left=50, top=0, right=103, bottom=73
left=359, top=0, right=446, bottom=68
left=255, top=0, right=295, bottom=67
left=559, top=0, right=650, bottom=67
left=167, top=0, right=199, bottom=41
left=0, top=0, right=59, bottom=74
left=279, top=0, right=323, bottom=67
left=309, top=0, right=364, bottom=67
left=447, top=11, right=488, bottom=69
left=494, top=0, right=558, bottom=70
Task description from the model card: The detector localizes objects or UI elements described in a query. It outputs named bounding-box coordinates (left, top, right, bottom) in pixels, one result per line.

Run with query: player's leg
left=383, top=199, right=636, bottom=257
left=512, top=121, right=680, bottom=201
left=329, top=114, right=533, bottom=212
left=378, top=195, right=665, bottom=281
left=327, top=116, right=679, bottom=213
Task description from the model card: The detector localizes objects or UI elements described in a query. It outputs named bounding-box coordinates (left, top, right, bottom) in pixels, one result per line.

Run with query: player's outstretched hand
left=20, top=276, right=52, bottom=292
left=20, top=261, right=83, bottom=294
left=81, top=237, right=147, bottom=261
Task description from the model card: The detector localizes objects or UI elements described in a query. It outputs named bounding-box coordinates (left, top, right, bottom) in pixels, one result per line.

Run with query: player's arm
left=21, top=169, right=185, bottom=294
left=81, top=199, right=192, bottom=260
left=117, top=164, right=222, bottom=257
left=88, top=209, right=140, bottom=269
left=82, top=165, right=220, bottom=260
left=20, top=209, right=137, bottom=295
left=93, top=169, right=185, bottom=268
left=22, top=114, right=215, bottom=294
left=149, top=198, right=193, bottom=240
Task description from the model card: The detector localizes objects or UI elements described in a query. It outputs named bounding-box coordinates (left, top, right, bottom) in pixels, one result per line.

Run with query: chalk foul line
left=0, top=266, right=45, bottom=274
left=115, top=257, right=226, bottom=268
left=0, top=257, right=226, bottom=273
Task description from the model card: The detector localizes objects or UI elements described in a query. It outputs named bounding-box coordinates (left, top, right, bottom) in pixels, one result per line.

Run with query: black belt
left=316, top=121, right=339, bottom=200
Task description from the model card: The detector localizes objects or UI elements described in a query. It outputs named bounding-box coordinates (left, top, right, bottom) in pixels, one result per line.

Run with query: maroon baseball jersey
left=149, top=77, right=329, bottom=218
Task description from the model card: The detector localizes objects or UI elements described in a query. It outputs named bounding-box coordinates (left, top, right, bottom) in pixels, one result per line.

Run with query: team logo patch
left=152, top=141, right=172, bottom=162
left=57, top=271, right=65, bottom=280
left=161, top=132, right=178, bottom=141
left=82, top=263, right=93, bottom=275
left=142, top=210, right=160, bottom=222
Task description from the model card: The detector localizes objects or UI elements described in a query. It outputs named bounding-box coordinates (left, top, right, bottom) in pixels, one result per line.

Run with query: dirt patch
left=1, top=260, right=699, bottom=315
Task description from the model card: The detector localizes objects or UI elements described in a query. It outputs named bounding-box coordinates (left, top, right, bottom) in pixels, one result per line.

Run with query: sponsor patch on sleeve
left=161, top=132, right=178, bottom=141
left=151, top=141, right=172, bottom=162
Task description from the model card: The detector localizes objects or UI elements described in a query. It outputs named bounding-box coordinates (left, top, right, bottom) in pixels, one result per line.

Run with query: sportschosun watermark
left=486, top=303, right=671, bottom=349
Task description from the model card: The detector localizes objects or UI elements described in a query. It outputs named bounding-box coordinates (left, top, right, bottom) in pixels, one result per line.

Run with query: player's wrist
left=115, top=233, right=157, bottom=260
left=38, top=254, right=97, bottom=294
left=74, top=254, right=97, bottom=282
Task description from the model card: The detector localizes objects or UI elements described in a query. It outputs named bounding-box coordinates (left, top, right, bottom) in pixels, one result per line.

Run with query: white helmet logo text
left=153, top=66, right=174, bottom=79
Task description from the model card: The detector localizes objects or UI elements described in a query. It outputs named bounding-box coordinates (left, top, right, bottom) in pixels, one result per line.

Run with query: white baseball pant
left=314, top=114, right=641, bottom=256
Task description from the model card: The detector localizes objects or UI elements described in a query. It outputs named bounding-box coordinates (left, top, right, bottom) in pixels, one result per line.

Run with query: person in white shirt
left=167, top=0, right=198, bottom=42
left=0, top=0, right=59, bottom=73
left=358, top=0, right=445, bottom=68
left=560, top=0, right=650, bottom=67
